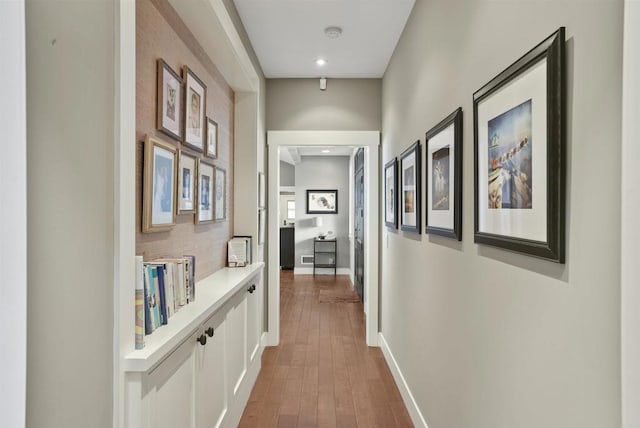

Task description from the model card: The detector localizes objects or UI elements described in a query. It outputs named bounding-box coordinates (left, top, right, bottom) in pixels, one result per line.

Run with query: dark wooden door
left=354, top=148, right=365, bottom=301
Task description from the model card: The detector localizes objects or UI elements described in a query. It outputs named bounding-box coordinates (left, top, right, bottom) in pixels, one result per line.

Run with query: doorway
left=267, top=131, right=380, bottom=347
left=353, top=148, right=365, bottom=301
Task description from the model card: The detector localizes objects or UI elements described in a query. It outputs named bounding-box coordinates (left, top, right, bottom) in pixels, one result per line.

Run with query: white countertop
left=123, top=262, right=264, bottom=372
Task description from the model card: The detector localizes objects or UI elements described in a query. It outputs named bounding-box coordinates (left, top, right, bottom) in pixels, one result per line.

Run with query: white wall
left=294, top=156, right=351, bottom=270
left=26, top=1, right=115, bottom=426
left=381, top=1, right=623, bottom=427
left=622, top=0, right=640, bottom=426
left=0, top=1, right=27, bottom=427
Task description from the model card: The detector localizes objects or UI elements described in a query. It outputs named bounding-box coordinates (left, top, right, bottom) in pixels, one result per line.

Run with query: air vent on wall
left=301, top=255, right=314, bottom=265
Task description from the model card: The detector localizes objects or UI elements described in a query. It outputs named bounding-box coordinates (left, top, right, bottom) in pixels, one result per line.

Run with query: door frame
left=0, top=0, right=27, bottom=425
left=267, top=131, right=380, bottom=346
left=622, top=0, right=640, bottom=424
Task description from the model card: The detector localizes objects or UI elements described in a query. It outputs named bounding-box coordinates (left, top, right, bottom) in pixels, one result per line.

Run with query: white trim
left=379, top=333, right=429, bottom=428
left=268, top=131, right=380, bottom=346
left=622, top=0, right=640, bottom=426
left=114, top=1, right=136, bottom=426
left=0, top=2, right=26, bottom=426
left=168, top=0, right=259, bottom=92
left=293, top=268, right=352, bottom=276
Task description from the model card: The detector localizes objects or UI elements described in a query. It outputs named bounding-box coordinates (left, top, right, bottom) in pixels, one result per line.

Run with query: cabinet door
left=145, top=332, right=197, bottom=428
left=195, top=311, right=227, bottom=428
left=246, top=275, right=262, bottom=365
left=225, top=287, right=247, bottom=400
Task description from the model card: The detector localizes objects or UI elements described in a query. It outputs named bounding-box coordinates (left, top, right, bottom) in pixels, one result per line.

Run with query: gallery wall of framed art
left=135, top=0, right=235, bottom=279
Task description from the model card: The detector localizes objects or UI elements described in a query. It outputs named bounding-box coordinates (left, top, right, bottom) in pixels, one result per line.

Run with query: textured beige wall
left=266, top=78, right=381, bottom=130
left=381, top=1, right=623, bottom=427
left=136, top=0, right=234, bottom=281
left=26, top=0, right=115, bottom=426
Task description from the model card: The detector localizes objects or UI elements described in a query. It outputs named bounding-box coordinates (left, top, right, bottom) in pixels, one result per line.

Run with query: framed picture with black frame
left=473, top=27, right=565, bottom=263
left=399, top=140, right=421, bottom=234
left=306, top=190, right=338, bottom=214
left=425, top=107, right=463, bottom=240
left=384, top=158, right=398, bottom=229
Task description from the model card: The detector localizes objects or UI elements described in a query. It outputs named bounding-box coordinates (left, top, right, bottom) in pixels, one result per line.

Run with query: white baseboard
left=262, top=331, right=277, bottom=347
left=379, top=333, right=429, bottom=428
left=226, top=337, right=264, bottom=427
left=293, top=267, right=352, bottom=275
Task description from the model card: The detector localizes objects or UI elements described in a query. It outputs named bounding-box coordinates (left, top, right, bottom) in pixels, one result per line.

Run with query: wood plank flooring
left=239, top=272, right=413, bottom=428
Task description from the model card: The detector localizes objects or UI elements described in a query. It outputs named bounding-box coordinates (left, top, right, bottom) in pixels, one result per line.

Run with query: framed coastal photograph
left=384, top=158, right=398, bottom=229
left=426, top=108, right=463, bottom=240
left=196, top=159, right=214, bottom=224
left=306, top=190, right=338, bottom=214
left=215, top=166, right=226, bottom=221
left=142, top=135, right=177, bottom=233
left=474, top=27, right=565, bottom=262
left=183, top=66, right=207, bottom=152
left=205, top=117, right=218, bottom=159
left=156, top=59, right=182, bottom=141
left=177, top=150, right=197, bottom=214
left=400, top=141, right=421, bottom=233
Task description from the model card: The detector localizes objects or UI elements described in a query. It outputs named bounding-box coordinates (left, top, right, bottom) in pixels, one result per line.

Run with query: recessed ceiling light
left=321, top=149, right=330, bottom=153
left=315, top=58, right=327, bottom=66
left=324, top=26, right=343, bottom=39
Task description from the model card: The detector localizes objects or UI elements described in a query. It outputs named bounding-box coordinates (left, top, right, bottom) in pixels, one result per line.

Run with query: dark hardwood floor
left=239, top=271, right=413, bottom=428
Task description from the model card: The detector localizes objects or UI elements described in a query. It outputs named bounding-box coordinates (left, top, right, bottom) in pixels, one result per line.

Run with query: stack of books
left=134, top=255, right=196, bottom=349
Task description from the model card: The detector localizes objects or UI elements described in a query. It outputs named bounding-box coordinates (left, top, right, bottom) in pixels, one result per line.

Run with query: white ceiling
left=233, top=0, right=415, bottom=78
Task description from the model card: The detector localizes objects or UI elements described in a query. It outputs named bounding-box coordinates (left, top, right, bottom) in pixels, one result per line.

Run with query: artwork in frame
left=205, top=117, right=218, bottom=159
left=196, top=159, right=214, bottom=224
left=384, top=158, right=398, bottom=229
left=177, top=149, right=197, bottom=214
left=473, top=27, right=565, bottom=263
left=400, top=141, right=421, bottom=233
left=425, top=107, right=463, bottom=240
left=156, top=59, right=182, bottom=141
left=215, top=166, right=227, bottom=221
left=183, top=65, right=207, bottom=152
left=306, top=190, right=338, bottom=214
left=142, top=135, right=177, bottom=233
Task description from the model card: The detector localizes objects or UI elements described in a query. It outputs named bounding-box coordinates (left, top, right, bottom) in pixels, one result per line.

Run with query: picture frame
left=142, top=135, right=177, bottom=233
left=400, top=141, right=421, bottom=233
left=384, top=158, right=398, bottom=229
left=177, top=149, right=197, bottom=214
left=196, top=159, right=214, bottom=224
left=425, top=107, right=463, bottom=240
left=205, top=117, right=218, bottom=159
left=214, top=166, right=227, bottom=221
left=306, top=189, right=338, bottom=214
left=183, top=65, right=207, bottom=152
left=156, top=59, right=183, bottom=141
left=473, top=27, right=565, bottom=263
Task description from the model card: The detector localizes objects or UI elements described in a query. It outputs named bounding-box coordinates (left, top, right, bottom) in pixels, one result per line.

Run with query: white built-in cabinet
left=124, top=264, right=264, bottom=428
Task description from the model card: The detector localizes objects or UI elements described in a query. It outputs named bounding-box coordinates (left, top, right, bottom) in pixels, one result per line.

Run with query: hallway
left=239, top=272, right=412, bottom=427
